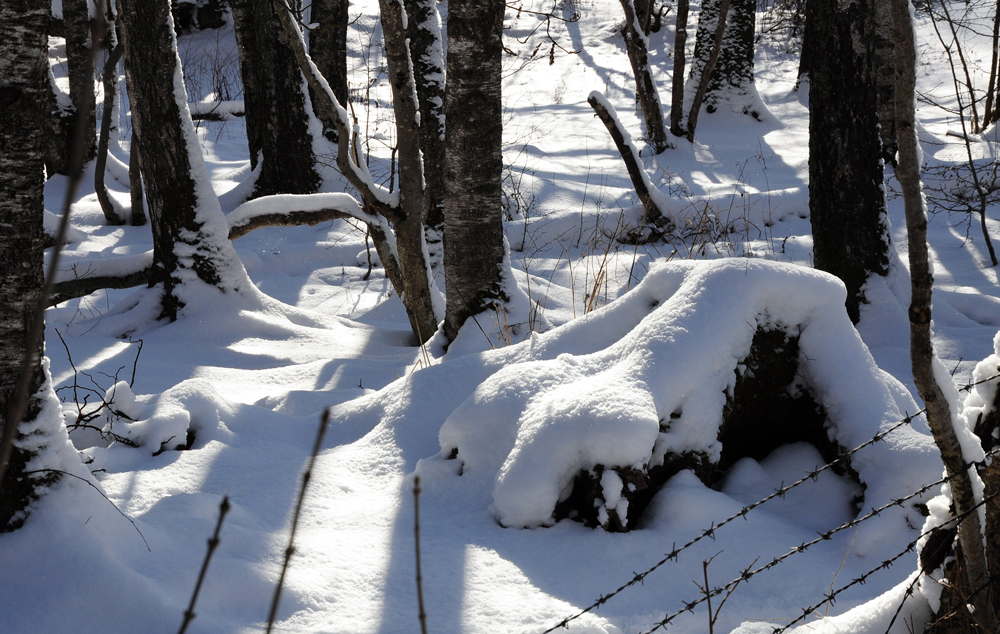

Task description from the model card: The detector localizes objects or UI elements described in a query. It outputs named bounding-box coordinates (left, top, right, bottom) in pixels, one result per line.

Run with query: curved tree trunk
left=0, top=0, right=65, bottom=530
left=231, top=0, right=321, bottom=198
left=117, top=0, right=245, bottom=321
left=378, top=0, right=440, bottom=342
left=442, top=0, right=507, bottom=343
left=685, top=0, right=731, bottom=141
left=808, top=0, right=888, bottom=324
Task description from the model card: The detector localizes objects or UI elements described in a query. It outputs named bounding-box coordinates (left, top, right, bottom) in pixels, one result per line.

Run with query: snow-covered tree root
left=428, top=259, right=937, bottom=532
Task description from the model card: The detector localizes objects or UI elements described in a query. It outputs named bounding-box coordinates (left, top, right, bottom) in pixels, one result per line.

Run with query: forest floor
left=4, top=1, right=1000, bottom=633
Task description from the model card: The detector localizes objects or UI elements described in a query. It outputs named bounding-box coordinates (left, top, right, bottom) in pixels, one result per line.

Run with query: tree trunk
left=670, top=0, right=690, bottom=137
left=693, top=0, right=755, bottom=116
left=63, top=0, right=98, bottom=163
left=987, top=0, right=1000, bottom=129
left=231, top=0, right=321, bottom=198
left=309, top=0, right=349, bottom=108
left=874, top=0, right=897, bottom=164
left=685, top=0, right=732, bottom=141
left=808, top=0, right=888, bottom=324
left=619, top=0, right=669, bottom=154
left=117, top=0, right=244, bottom=321
left=95, top=42, right=125, bottom=225
left=403, top=0, right=447, bottom=271
left=442, top=0, right=507, bottom=343
left=378, top=0, right=440, bottom=342
left=308, top=0, right=348, bottom=144
left=891, top=0, right=995, bottom=629
left=0, top=0, right=63, bottom=530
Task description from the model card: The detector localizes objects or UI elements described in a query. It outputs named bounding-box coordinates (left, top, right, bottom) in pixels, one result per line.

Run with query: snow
left=10, top=2, right=1000, bottom=634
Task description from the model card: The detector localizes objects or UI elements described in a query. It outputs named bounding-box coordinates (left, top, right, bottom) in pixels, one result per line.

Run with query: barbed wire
left=637, top=473, right=953, bottom=634
left=959, top=371, right=1000, bottom=393
left=540, top=409, right=926, bottom=634
left=771, top=482, right=1000, bottom=634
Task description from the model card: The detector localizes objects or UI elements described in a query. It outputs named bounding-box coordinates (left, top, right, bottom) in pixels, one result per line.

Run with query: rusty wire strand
left=540, top=409, right=925, bottom=633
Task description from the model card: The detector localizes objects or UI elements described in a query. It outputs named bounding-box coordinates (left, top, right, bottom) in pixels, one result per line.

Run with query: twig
left=265, top=410, right=331, bottom=634
left=24, top=468, right=149, bottom=551
left=178, top=496, right=230, bottom=634
left=414, top=476, right=428, bottom=634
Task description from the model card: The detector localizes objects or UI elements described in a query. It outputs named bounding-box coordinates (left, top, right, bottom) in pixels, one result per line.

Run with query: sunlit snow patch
left=436, top=259, right=938, bottom=530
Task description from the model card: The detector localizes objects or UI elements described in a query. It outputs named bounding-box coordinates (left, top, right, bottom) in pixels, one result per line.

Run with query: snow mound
left=437, top=259, right=938, bottom=529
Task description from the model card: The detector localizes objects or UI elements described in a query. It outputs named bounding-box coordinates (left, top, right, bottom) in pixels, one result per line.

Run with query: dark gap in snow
left=152, top=427, right=197, bottom=456
left=553, top=452, right=714, bottom=532
left=718, top=327, right=846, bottom=474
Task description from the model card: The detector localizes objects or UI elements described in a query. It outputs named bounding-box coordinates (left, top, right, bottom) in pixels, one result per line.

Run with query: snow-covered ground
left=6, top=1, right=1000, bottom=633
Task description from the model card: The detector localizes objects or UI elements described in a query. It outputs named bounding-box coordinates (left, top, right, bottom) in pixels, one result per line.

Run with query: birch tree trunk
left=669, top=0, right=689, bottom=137
left=0, top=0, right=63, bottom=530
left=808, top=0, right=888, bottom=324
left=891, top=0, right=995, bottom=629
left=685, top=0, right=731, bottom=141
left=403, top=0, right=447, bottom=269
left=270, top=0, right=439, bottom=344
left=117, top=0, right=245, bottom=321
left=874, top=0, right=897, bottom=163
left=443, top=0, right=507, bottom=342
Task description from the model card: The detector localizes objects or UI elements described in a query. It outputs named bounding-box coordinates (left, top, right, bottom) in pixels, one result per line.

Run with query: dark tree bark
left=95, top=42, right=126, bottom=225
left=874, top=0, right=897, bottom=163
left=619, top=0, right=669, bottom=154
left=443, top=0, right=507, bottom=342
left=0, top=0, right=62, bottom=530
left=309, top=0, right=349, bottom=109
left=63, top=0, right=98, bottom=163
left=403, top=0, right=446, bottom=269
left=687, top=0, right=755, bottom=121
left=128, top=128, right=146, bottom=226
left=685, top=0, right=731, bottom=141
left=891, top=0, right=994, bottom=628
left=669, top=0, right=690, bottom=137
left=231, top=0, right=321, bottom=198
left=807, top=0, right=888, bottom=324
left=117, top=0, right=243, bottom=321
